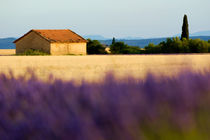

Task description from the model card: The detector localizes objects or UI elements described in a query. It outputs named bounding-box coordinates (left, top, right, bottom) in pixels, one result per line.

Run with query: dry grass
left=0, top=54, right=210, bottom=83
left=0, top=49, right=15, bottom=55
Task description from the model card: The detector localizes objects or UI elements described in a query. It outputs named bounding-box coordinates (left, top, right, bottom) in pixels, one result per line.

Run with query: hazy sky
left=1, top=0, right=210, bottom=38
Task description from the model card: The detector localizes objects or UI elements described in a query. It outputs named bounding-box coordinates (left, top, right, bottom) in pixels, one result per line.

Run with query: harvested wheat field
left=0, top=49, right=15, bottom=55
left=0, top=54, right=210, bottom=83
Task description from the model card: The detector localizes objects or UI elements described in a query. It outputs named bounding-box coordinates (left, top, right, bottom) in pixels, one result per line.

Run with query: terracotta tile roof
left=14, top=29, right=87, bottom=43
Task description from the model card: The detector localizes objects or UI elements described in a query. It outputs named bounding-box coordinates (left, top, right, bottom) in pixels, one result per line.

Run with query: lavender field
left=0, top=70, right=210, bottom=139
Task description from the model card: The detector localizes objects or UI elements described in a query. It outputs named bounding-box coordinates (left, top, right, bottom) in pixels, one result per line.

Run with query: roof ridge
left=13, top=30, right=33, bottom=43
left=32, top=30, right=51, bottom=42
left=14, top=29, right=87, bottom=43
left=67, top=29, right=86, bottom=41
left=33, top=29, right=69, bottom=31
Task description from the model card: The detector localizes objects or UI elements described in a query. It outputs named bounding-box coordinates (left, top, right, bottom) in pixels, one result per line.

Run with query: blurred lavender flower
left=0, top=70, right=210, bottom=139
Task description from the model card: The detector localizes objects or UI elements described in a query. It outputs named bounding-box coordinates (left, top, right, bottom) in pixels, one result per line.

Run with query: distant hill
left=0, top=36, right=210, bottom=49
left=191, top=31, right=210, bottom=36
left=83, top=35, right=110, bottom=40
left=83, top=35, right=143, bottom=40
left=120, top=36, right=143, bottom=40
left=99, top=36, right=210, bottom=48
left=0, top=38, right=16, bottom=49
left=174, top=31, right=210, bottom=37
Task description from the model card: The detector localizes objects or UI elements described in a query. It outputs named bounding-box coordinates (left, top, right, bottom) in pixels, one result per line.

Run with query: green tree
left=158, top=38, right=180, bottom=53
left=87, top=39, right=107, bottom=54
left=208, top=42, right=210, bottom=53
left=197, top=40, right=209, bottom=53
left=180, top=38, right=190, bottom=53
left=172, top=37, right=182, bottom=53
left=181, top=15, right=189, bottom=40
left=123, top=46, right=141, bottom=54
left=110, top=42, right=126, bottom=54
left=188, top=39, right=208, bottom=53
left=208, top=40, right=210, bottom=52
left=110, top=42, right=141, bottom=54
left=112, top=37, right=116, bottom=45
left=145, top=43, right=161, bottom=54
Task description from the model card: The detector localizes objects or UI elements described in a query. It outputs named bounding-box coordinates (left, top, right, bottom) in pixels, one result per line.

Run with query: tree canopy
left=144, top=37, right=210, bottom=54
left=110, top=41, right=142, bottom=54
left=87, top=39, right=107, bottom=54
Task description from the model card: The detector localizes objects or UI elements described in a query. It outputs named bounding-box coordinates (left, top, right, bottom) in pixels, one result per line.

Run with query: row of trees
left=144, top=38, right=210, bottom=54
left=87, top=38, right=142, bottom=54
left=87, top=38, right=210, bottom=54
left=144, top=15, right=210, bottom=54
left=87, top=15, right=210, bottom=54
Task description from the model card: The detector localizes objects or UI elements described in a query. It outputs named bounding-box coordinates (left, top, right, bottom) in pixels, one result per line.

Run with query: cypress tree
left=181, top=15, right=189, bottom=40
left=112, top=37, right=116, bottom=45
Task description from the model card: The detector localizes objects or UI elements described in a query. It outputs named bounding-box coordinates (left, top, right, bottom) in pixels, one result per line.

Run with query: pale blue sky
left=1, top=0, right=210, bottom=38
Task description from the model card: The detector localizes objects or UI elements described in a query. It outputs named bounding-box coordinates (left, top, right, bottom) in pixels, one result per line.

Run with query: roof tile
left=14, top=29, right=87, bottom=43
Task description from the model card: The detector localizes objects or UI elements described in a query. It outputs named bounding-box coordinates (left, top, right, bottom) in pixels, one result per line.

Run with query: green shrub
left=189, top=39, right=209, bottom=53
left=19, top=49, right=48, bottom=55
left=208, top=41, right=210, bottom=53
left=110, top=41, right=141, bottom=54
left=124, top=46, right=142, bottom=54
left=145, top=43, right=161, bottom=54
left=180, top=38, right=190, bottom=53
left=110, top=42, right=126, bottom=54
left=87, top=39, right=107, bottom=54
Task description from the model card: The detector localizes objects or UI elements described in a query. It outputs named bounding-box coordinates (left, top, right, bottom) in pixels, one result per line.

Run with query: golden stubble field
left=0, top=49, right=15, bottom=55
left=0, top=54, right=210, bottom=83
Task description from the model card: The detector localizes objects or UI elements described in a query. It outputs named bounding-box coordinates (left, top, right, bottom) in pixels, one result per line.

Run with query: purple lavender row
left=0, top=70, right=210, bottom=140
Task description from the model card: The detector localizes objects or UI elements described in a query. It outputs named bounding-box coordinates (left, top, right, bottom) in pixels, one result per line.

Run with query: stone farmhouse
left=13, top=29, right=87, bottom=55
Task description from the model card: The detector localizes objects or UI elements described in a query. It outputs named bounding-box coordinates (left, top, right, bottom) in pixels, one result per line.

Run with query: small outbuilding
left=14, top=29, right=87, bottom=55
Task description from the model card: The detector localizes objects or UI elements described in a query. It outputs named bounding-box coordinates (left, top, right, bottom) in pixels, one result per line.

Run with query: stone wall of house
left=15, top=31, right=51, bottom=54
left=50, top=43, right=87, bottom=55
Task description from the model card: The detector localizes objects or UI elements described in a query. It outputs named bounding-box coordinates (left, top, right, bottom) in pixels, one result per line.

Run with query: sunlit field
left=0, top=49, right=15, bottom=55
left=0, top=54, right=210, bottom=82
